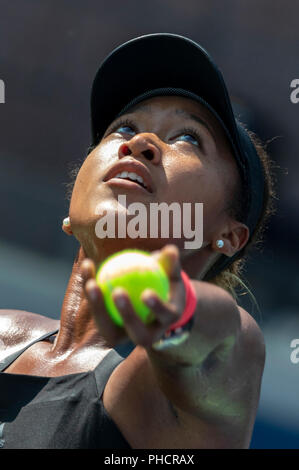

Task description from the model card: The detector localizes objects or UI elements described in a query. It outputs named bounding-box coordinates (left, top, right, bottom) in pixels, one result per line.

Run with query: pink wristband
left=168, top=270, right=197, bottom=332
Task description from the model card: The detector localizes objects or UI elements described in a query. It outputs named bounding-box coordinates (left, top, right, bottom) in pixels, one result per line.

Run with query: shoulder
left=236, top=305, right=266, bottom=367
left=0, top=309, right=59, bottom=358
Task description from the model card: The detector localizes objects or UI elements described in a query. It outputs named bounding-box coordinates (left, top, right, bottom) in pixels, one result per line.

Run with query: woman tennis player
left=0, top=33, right=274, bottom=449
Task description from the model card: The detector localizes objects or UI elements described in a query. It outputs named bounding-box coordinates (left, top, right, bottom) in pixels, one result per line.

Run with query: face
left=69, top=96, right=242, bottom=268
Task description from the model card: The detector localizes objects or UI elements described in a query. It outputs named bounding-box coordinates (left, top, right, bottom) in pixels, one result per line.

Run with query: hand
left=80, top=245, right=187, bottom=349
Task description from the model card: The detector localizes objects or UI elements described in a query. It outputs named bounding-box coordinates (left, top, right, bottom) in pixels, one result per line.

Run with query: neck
left=52, top=246, right=106, bottom=354
left=181, top=242, right=220, bottom=280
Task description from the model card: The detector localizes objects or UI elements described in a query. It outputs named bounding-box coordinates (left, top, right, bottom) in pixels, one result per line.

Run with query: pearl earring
left=62, top=216, right=73, bottom=234
left=216, top=239, right=224, bottom=248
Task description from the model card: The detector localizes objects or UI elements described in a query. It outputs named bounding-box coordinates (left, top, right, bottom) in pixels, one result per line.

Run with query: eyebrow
left=174, top=109, right=216, bottom=141
left=129, top=104, right=216, bottom=142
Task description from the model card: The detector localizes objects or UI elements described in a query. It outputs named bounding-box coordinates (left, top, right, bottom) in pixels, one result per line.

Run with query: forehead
left=126, top=95, right=212, bottom=119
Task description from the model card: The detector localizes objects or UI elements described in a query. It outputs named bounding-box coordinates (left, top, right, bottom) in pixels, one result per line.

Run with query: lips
left=103, top=159, right=155, bottom=193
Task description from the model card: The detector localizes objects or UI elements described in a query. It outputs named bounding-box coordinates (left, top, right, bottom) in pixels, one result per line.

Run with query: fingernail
left=145, top=296, right=155, bottom=307
left=88, top=287, right=98, bottom=303
left=115, top=294, right=126, bottom=308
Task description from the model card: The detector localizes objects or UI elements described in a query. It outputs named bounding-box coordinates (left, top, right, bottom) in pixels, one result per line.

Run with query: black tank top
left=0, top=330, right=131, bottom=449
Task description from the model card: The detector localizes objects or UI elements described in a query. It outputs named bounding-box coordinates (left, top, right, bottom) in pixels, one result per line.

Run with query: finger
left=141, top=289, right=180, bottom=327
left=153, top=244, right=182, bottom=281
left=81, top=258, right=96, bottom=282
left=84, top=278, right=125, bottom=343
left=112, top=288, right=159, bottom=348
left=84, top=278, right=103, bottom=305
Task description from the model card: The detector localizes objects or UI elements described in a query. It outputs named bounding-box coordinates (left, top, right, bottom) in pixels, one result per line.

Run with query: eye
left=177, top=133, right=199, bottom=146
left=115, top=125, right=136, bottom=136
left=105, top=118, right=137, bottom=138
left=176, top=129, right=201, bottom=147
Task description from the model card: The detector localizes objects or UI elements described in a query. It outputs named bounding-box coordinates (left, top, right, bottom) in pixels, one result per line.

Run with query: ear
left=214, top=221, right=249, bottom=257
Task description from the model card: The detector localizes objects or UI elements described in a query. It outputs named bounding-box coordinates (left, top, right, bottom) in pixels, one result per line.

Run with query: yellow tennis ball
left=96, top=249, right=170, bottom=326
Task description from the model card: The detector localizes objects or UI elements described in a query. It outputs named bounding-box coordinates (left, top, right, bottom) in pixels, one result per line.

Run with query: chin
left=79, top=231, right=173, bottom=265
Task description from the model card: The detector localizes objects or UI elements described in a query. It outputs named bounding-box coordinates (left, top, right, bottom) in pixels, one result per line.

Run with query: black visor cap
left=91, top=33, right=240, bottom=145
left=90, top=33, right=266, bottom=280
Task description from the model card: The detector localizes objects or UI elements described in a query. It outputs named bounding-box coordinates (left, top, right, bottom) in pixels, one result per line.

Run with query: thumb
left=153, top=245, right=182, bottom=282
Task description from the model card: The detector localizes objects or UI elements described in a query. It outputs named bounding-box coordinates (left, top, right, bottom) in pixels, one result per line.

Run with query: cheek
left=94, top=138, right=121, bottom=165
left=162, top=157, right=230, bottom=239
left=164, top=156, right=227, bottom=209
left=68, top=140, right=121, bottom=224
left=69, top=154, right=99, bottom=224
left=70, top=157, right=91, bottom=201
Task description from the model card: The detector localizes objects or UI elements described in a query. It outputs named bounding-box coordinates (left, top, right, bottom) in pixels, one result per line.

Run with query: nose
left=118, top=133, right=162, bottom=165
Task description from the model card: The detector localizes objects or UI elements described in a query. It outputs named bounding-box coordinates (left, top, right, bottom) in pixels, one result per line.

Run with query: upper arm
left=104, top=306, right=265, bottom=449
